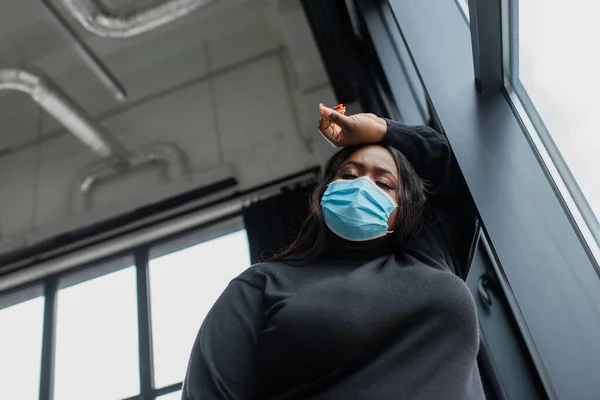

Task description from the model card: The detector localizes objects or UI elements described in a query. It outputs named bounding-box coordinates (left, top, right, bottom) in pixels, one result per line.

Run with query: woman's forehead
left=344, top=146, right=397, bottom=172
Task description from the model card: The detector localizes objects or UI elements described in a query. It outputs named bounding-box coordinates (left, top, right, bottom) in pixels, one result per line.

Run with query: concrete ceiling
left=0, top=0, right=336, bottom=253
left=0, top=0, right=302, bottom=154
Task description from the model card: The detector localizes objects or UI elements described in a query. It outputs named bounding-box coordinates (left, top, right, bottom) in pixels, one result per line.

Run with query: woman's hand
left=318, top=103, right=388, bottom=147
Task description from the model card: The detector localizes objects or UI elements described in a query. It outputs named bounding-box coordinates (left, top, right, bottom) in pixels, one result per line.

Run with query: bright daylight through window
left=515, top=0, right=600, bottom=235
left=55, top=267, right=140, bottom=400
left=156, top=390, right=183, bottom=400
left=150, top=229, right=251, bottom=389
left=0, top=295, right=44, bottom=400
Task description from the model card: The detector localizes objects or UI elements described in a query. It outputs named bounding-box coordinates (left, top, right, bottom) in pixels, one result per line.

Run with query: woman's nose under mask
left=320, top=176, right=398, bottom=241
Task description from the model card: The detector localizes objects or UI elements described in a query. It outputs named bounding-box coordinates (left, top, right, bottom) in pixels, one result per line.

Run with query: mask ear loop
left=386, top=203, right=400, bottom=234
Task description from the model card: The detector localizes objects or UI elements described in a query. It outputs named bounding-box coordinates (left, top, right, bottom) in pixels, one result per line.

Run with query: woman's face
left=333, top=145, right=399, bottom=230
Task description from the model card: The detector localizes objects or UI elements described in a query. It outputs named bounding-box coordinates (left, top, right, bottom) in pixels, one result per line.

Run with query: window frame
left=1, top=215, right=248, bottom=400
left=53, top=259, right=140, bottom=400
left=146, top=217, right=248, bottom=391
left=0, top=285, right=45, bottom=400
left=504, top=0, right=600, bottom=262
left=0, top=168, right=316, bottom=400
left=368, top=0, right=600, bottom=398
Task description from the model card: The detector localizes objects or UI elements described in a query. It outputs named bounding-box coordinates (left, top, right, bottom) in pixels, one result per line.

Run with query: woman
left=182, top=104, right=484, bottom=399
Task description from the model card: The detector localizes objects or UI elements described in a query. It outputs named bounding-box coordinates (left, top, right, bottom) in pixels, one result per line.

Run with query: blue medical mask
left=320, top=176, right=398, bottom=241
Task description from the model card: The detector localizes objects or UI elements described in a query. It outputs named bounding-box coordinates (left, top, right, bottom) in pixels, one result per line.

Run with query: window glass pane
left=156, top=390, right=182, bottom=400
left=517, top=0, right=600, bottom=225
left=0, top=296, right=44, bottom=400
left=456, top=0, right=469, bottom=19
left=150, top=229, right=251, bottom=388
left=55, top=267, right=140, bottom=400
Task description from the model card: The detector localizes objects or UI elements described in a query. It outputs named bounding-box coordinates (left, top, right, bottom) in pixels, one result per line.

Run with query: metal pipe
left=4, top=48, right=281, bottom=156
left=0, top=67, right=129, bottom=162
left=73, top=142, right=190, bottom=210
left=60, top=0, right=215, bottom=38
left=40, top=0, right=128, bottom=101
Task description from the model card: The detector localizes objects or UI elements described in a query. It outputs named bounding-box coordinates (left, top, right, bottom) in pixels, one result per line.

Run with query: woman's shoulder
left=233, top=260, right=297, bottom=289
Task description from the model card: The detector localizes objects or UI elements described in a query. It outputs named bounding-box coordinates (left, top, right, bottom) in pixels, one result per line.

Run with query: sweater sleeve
left=381, top=119, right=477, bottom=279
left=182, top=278, right=263, bottom=400
left=380, top=119, right=452, bottom=194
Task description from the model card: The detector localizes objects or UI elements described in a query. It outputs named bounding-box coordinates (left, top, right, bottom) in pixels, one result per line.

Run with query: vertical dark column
left=39, top=277, right=58, bottom=400
left=468, top=0, right=504, bottom=93
left=135, top=249, right=154, bottom=400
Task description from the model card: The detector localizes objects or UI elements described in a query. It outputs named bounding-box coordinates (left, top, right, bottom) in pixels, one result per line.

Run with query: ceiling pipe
left=60, top=0, right=214, bottom=38
left=74, top=142, right=191, bottom=210
left=41, top=0, right=128, bottom=101
left=0, top=67, right=129, bottom=164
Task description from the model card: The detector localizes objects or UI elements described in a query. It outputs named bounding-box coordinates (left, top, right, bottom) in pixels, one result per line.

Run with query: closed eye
left=340, top=172, right=360, bottom=179
left=376, top=181, right=395, bottom=190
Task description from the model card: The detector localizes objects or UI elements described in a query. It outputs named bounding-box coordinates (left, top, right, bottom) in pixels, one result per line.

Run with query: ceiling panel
left=214, top=55, right=297, bottom=154
left=0, top=20, right=65, bottom=62
left=0, top=98, right=40, bottom=155
left=100, top=80, right=220, bottom=171
left=0, top=0, right=52, bottom=39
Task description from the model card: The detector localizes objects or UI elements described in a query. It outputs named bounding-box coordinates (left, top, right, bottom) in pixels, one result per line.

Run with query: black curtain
left=300, top=0, right=391, bottom=117
left=243, top=184, right=314, bottom=264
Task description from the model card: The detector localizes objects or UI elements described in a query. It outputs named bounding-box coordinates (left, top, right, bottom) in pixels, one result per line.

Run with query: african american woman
left=182, top=104, right=484, bottom=399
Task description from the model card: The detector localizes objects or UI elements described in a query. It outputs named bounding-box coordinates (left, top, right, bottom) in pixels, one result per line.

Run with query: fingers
left=318, top=114, right=330, bottom=131
left=319, top=104, right=352, bottom=130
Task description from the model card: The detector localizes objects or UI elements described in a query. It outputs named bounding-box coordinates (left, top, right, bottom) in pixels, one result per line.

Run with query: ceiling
left=0, top=0, right=322, bottom=154
left=0, top=0, right=335, bottom=254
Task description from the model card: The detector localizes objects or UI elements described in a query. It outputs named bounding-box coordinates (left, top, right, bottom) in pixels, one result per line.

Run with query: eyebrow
left=341, top=160, right=397, bottom=178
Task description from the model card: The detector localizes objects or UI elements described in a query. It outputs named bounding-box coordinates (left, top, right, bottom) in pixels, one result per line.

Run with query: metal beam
left=40, top=0, right=128, bottom=101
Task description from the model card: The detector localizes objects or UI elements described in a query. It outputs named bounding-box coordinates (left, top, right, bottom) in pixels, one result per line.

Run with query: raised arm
left=381, top=119, right=451, bottom=192
left=319, top=105, right=476, bottom=278
left=318, top=105, right=451, bottom=192
left=182, top=278, right=263, bottom=400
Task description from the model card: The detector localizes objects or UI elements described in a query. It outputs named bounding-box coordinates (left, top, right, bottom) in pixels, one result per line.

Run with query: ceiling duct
left=60, top=0, right=215, bottom=38
left=74, top=142, right=191, bottom=210
left=0, top=67, right=129, bottom=163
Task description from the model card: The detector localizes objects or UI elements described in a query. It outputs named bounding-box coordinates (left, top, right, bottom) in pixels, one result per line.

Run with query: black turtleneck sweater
left=182, top=121, right=485, bottom=399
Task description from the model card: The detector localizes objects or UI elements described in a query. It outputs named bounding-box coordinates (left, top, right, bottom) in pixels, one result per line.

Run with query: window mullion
left=135, top=248, right=155, bottom=399
left=39, top=277, right=58, bottom=400
left=468, top=0, right=504, bottom=93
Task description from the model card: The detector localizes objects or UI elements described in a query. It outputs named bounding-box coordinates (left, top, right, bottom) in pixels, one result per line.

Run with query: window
left=456, top=0, right=469, bottom=20
left=156, top=390, right=182, bottom=400
left=54, top=265, right=140, bottom=400
left=511, top=0, right=600, bottom=244
left=0, top=218, right=249, bottom=399
left=149, top=228, right=251, bottom=388
left=0, top=291, right=44, bottom=400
